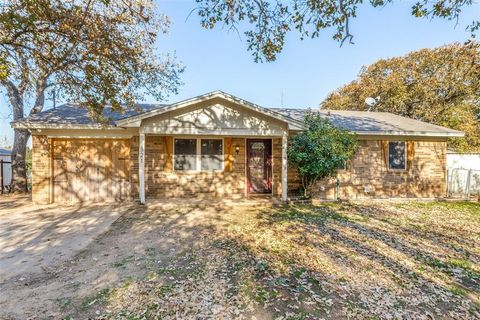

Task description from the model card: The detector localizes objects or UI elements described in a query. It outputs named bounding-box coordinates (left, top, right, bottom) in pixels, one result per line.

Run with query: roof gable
left=115, top=91, right=305, bottom=130
left=140, top=96, right=292, bottom=136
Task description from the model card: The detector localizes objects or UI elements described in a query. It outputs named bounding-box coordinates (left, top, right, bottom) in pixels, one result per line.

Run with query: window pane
left=336, top=160, right=347, bottom=170
left=201, top=139, right=222, bottom=170
left=201, top=139, right=222, bottom=155
left=174, top=139, right=197, bottom=170
left=388, top=142, right=406, bottom=170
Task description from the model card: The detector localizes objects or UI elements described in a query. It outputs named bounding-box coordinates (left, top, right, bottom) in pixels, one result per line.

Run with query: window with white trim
left=174, top=139, right=197, bottom=170
left=201, top=139, right=223, bottom=170
left=174, top=138, right=223, bottom=171
left=388, top=141, right=406, bottom=170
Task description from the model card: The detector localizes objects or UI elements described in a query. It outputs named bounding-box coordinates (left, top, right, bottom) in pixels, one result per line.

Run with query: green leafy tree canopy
left=288, top=113, right=358, bottom=197
left=0, top=0, right=184, bottom=192
left=196, top=0, right=479, bottom=62
left=322, top=42, right=480, bottom=152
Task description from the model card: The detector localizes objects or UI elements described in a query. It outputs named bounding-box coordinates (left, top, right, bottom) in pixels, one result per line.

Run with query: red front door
left=247, top=139, right=272, bottom=194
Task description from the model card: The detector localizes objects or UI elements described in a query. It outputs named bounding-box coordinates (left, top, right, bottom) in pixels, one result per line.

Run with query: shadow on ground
left=0, top=198, right=479, bottom=319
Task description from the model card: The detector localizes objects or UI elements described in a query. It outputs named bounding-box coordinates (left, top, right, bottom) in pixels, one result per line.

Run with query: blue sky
left=0, top=0, right=478, bottom=144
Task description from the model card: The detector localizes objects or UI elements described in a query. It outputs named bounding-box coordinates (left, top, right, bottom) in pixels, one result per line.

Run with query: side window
left=388, top=141, right=406, bottom=170
left=174, top=139, right=197, bottom=170
left=336, top=159, right=347, bottom=171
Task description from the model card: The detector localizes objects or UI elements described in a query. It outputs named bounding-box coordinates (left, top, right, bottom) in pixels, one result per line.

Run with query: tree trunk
left=3, top=77, right=46, bottom=193
left=11, top=128, right=30, bottom=193
left=302, top=177, right=309, bottom=198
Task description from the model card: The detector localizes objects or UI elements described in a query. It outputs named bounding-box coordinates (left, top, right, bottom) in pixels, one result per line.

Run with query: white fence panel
left=0, top=155, right=12, bottom=188
left=447, top=153, right=480, bottom=170
left=447, top=168, right=480, bottom=196
left=446, top=153, right=480, bottom=197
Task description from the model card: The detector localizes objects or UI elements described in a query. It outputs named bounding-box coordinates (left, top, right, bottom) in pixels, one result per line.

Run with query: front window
left=388, top=141, right=406, bottom=170
left=201, top=139, right=223, bottom=170
left=174, top=139, right=197, bottom=170
left=174, top=138, right=223, bottom=171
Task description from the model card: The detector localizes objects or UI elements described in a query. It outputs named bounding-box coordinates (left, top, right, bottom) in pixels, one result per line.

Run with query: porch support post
left=281, top=132, right=288, bottom=202
left=139, top=133, right=146, bottom=204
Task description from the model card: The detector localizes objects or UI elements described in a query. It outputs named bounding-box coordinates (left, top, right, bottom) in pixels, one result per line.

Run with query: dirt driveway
left=0, top=197, right=267, bottom=319
left=0, top=195, right=127, bottom=282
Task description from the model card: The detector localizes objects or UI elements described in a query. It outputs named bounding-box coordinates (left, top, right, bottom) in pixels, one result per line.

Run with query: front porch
left=134, top=134, right=289, bottom=203
left=113, top=92, right=304, bottom=204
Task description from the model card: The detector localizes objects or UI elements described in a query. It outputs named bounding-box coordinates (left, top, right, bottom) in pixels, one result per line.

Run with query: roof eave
left=11, top=122, right=119, bottom=130
left=353, top=130, right=465, bottom=138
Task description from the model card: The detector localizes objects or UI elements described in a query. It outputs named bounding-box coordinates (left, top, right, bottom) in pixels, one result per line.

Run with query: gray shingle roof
left=12, top=94, right=463, bottom=137
left=16, top=103, right=166, bottom=126
left=0, top=148, right=11, bottom=156
left=271, top=108, right=463, bottom=137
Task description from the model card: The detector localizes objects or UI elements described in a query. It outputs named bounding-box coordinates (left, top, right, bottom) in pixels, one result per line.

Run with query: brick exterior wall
left=292, top=139, right=447, bottom=200
left=130, top=136, right=247, bottom=199
left=31, top=134, right=447, bottom=203
left=32, top=135, right=51, bottom=204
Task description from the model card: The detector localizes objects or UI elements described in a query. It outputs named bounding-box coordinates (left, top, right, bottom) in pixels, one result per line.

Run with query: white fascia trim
left=42, top=132, right=136, bottom=139
left=115, top=91, right=306, bottom=129
left=11, top=122, right=120, bottom=130
left=31, top=128, right=137, bottom=139
left=354, top=130, right=465, bottom=138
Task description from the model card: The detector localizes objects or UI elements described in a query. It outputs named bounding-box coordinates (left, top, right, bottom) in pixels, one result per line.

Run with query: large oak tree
left=0, top=0, right=183, bottom=192
left=196, top=0, right=479, bottom=62
left=322, top=42, right=480, bottom=152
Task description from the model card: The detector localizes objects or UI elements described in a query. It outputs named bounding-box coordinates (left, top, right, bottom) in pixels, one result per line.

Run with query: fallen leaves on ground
left=68, top=201, right=480, bottom=319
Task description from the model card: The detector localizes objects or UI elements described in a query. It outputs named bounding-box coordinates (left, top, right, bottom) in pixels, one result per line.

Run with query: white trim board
left=35, top=128, right=138, bottom=139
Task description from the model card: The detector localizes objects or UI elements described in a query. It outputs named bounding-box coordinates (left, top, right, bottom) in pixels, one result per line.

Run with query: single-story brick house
left=12, top=91, right=463, bottom=204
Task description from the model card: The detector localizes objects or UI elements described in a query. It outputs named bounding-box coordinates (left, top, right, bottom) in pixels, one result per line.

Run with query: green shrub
left=288, top=113, right=357, bottom=197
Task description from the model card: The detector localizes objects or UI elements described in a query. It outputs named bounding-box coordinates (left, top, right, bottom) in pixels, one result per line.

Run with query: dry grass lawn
left=1, top=199, right=479, bottom=319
